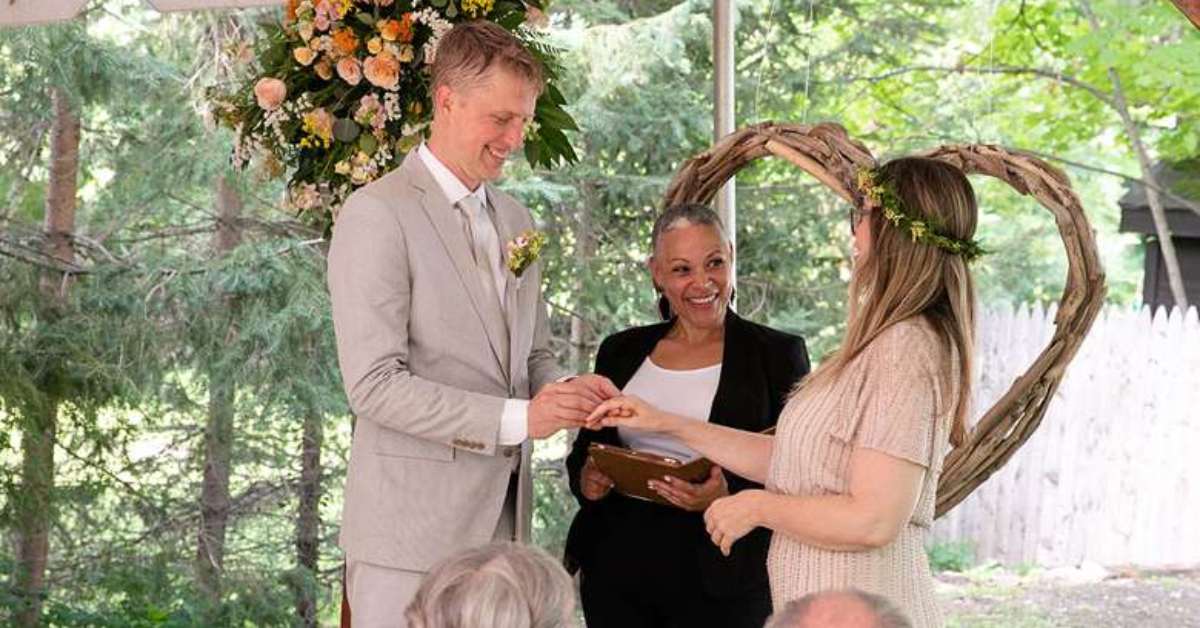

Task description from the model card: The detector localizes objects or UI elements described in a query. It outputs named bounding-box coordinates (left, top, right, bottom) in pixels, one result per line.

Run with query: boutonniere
left=505, top=229, right=547, bottom=279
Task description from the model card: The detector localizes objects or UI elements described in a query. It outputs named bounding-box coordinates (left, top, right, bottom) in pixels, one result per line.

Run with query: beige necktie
left=456, top=195, right=509, bottom=333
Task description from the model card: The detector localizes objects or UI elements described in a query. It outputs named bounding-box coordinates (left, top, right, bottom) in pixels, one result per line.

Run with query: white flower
left=412, top=8, right=453, bottom=64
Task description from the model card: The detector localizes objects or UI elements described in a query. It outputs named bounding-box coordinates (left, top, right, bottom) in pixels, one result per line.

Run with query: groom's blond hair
left=431, top=20, right=545, bottom=95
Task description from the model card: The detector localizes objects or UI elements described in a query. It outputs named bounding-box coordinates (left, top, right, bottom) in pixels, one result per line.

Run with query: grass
left=928, top=540, right=976, bottom=573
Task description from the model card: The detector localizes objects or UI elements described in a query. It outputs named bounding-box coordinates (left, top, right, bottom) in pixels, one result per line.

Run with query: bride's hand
left=584, top=395, right=681, bottom=434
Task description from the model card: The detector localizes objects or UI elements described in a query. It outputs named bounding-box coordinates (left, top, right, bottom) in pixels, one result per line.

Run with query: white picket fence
left=931, top=303, right=1200, bottom=569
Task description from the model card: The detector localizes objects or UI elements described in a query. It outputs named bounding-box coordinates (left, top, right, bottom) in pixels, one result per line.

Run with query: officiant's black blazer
left=564, top=310, right=810, bottom=603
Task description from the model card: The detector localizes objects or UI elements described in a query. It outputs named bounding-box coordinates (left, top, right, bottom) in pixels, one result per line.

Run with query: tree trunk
left=1171, top=0, right=1200, bottom=30
left=14, top=86, right=79, bottom=628
left=1080, top=1, right=1189, bottom=310
left=195, top=175, right=243, bottom=610
left=293, top=399, right=324, bottom=627
left=15, top=401, right=58, bottom=628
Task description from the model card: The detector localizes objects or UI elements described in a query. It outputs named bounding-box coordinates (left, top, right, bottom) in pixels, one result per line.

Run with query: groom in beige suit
left=327, top=21, right=616, bottom=626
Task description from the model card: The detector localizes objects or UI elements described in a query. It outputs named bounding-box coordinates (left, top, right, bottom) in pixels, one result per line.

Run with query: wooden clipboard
left=587, top=442, right=713, bottom=506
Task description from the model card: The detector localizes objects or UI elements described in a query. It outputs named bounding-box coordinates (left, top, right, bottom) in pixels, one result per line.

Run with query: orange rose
left=377, top=19, right=401, bottom=42
left=397, top=13, right=414, bottom=43
left=331, top=28, right=359, bottom=57
left=284, top=0, right=301, bottom=23
left=363, top=52, right=400, bottom=91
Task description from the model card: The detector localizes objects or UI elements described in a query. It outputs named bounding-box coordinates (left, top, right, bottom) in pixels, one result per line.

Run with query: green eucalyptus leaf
left=333, top=118, right=361, bottom=143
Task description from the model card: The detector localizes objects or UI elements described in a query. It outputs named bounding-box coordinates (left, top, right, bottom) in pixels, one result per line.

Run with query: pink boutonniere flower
left=505, top=230, right=546, bottom=278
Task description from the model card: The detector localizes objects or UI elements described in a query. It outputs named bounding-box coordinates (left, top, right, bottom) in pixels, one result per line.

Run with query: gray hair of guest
left=649, top=203, right=731, bottom=255
left=764, top=589, right=912, bottom=628
left=404, top=541, right=576, bottom=628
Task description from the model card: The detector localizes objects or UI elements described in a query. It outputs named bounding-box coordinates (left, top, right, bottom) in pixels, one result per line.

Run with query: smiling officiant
left=565, top=204, right=811, bottom=628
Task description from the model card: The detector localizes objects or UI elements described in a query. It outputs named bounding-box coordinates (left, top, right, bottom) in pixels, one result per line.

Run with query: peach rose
left=253, top=77, right=287, bottom=111
left=524, top=6, right=549, bottom=29
left=336, top=58, right=362, bottom=86
left=363, top=52, right=400, bottom=91
left=366, top=37, right=383, bottom=55
left=293, top=46, right=316, bottom=66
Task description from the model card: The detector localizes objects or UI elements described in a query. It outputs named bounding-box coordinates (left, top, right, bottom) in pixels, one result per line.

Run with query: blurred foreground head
left=405, top=541, right=576, bottom=628
left=765, top=589, right=912, bottom=628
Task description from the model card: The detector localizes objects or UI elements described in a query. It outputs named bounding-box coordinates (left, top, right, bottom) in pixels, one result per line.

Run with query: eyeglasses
left=849, top=205, right=869, bottom=235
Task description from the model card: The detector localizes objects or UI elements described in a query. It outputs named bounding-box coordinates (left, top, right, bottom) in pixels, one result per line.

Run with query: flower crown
left=855, top=169, right=986, bottom=262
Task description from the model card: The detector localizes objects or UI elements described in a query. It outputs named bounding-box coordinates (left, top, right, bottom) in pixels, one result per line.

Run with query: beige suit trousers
left=345, top=475, right=518, bottom=627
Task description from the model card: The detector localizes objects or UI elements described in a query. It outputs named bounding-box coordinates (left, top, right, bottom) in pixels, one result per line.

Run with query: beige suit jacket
left=327, top=151, right=563, bottom=571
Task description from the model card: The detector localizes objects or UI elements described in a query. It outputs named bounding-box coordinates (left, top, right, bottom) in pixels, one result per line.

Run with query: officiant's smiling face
left=430, top=66, right=538, bottom=190
left=650, top=221, right=733, bottom=331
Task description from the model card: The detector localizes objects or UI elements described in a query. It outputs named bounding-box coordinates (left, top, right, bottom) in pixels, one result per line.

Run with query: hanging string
left=802, top=0, right=814, bottom=123
left=974, top=0, right=1001, bottom=143
left=750, top=0, right=780, bottom=122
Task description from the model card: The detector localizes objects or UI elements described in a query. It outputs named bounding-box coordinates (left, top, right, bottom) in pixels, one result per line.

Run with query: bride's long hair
left=799, top=157, right=978, bottom=447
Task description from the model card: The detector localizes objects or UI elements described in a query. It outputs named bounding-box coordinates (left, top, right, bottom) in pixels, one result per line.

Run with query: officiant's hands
left=583, top=394, right=684, bottom=434
left=580, top=455, right=614, bottom=501
left=649, top=465, right=728, bottom=512
left=529, top=374, right=620, bottom=439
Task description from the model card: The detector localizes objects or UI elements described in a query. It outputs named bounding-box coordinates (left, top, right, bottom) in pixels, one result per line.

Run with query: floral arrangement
left=210, top=0, right=576, bottom=231
left=856, top=169, right=986, bottom=262
left=505, top=229, right=546, bottom=278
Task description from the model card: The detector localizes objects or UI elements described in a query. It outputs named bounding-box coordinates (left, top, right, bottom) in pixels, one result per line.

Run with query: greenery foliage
left=209, top=0, right=579, bottom=230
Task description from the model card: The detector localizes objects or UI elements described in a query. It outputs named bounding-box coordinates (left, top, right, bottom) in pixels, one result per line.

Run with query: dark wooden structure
left=1118, top=160, right=1200, bottom=310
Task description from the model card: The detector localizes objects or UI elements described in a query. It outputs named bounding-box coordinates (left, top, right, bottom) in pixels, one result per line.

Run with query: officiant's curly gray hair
left=404, top=542, right=576, bottom=628
left=650, top=203, right=731, bottom=255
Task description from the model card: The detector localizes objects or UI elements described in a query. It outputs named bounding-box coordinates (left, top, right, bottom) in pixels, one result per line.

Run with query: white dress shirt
left=417, top=143, right=528, bottom=446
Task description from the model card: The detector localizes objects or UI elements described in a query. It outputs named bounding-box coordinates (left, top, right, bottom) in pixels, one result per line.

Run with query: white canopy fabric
left=1, top=0, right=279, bottom=27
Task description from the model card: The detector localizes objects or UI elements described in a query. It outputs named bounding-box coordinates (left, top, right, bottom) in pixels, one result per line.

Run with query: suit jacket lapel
left=708, top=312, right=764, bottom=429
left=405, top=154, right=510, bottom=381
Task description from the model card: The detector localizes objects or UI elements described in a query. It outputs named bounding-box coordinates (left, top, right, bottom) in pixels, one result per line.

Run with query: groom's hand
left=564, top=374, right=620, bottom=405
left=527, top=374, right=618, bottom=439
left=527, top=382, right=595, bottom=439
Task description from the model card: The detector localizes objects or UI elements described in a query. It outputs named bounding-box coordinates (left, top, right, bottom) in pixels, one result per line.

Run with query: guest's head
left=648, top=203, right=734, bottom=327
left=810, top=157, right=978, bottom=446
left=765, top=589, right=912, bottom=628
left=429, top=20, right=545, bottom=189
left=404, top=542, right=576, bottom=628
